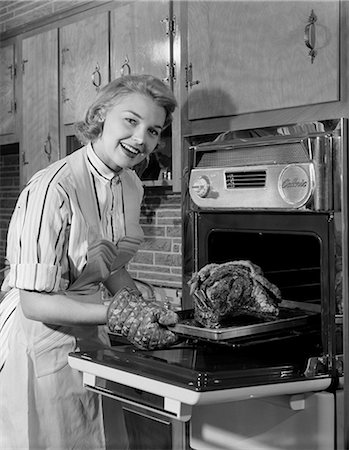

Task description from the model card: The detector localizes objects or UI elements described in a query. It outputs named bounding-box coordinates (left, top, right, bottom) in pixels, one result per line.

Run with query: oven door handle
left=85, top=384, right=193, bottom=421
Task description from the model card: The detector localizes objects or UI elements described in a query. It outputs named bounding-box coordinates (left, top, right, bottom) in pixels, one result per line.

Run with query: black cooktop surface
left=71, top=329, right=324, bottom=391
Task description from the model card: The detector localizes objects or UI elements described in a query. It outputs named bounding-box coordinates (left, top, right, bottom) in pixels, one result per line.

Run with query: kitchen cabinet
left=110, top=0, right=171, bottom=83
left=60, top=12, right=109, bottom=125
left=110, top=1, right=177, bottom=187
left=0, top=43, right=16, bottom=137
left=22, top=29, right=59, bottom=183
left=185, top=1, right=340, bottom=120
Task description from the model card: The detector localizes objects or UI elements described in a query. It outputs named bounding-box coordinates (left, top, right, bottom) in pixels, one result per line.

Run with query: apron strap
left=113, top=170, right=144, bottom=269
left=66, top=146, right=102, bottom=237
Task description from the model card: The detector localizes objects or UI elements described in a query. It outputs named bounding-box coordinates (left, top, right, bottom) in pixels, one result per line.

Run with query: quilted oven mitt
left=107, top=287, right=179, bottom=350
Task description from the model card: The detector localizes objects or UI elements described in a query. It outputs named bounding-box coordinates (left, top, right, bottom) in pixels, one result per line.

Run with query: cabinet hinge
left=169, top=62, right=176, bottom=82
left=160, top=16, right=176, bottom=36
left=169, top=16, right=176, bottom=36
left=304, top=354, right=343, bottom=378
left=162, top=62, right=176, bottom=84
left=8, top=63, right=16, bottom=79
left=304, top=355, right=329, bottom=377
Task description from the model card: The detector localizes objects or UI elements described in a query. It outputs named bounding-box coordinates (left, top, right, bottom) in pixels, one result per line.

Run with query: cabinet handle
left=62, top=87, right=69, bottom=103
left=22, top=59, right=28, bottom=74
left=22, top=153, right=29, bottom=165
left=8, top=100, right=15, bottom=114
left=91, top=63, right=102, bottom=91
left=304, top=9, right=317, bottom=63
left=44, top=134, right=52, bottom=162
left=120, top=56, right=131, bottom=76
left=185, top=63, right=200, bottom=89
left=61, top=47, right=70, bottom=65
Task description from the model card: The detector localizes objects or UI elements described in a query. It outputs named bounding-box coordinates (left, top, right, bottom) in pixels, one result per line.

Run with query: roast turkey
left=188, top=260, right=282, bottom=328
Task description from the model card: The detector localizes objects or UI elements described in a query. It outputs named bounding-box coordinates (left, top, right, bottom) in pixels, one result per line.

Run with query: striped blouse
left=1, top=144, right=144, bottom=293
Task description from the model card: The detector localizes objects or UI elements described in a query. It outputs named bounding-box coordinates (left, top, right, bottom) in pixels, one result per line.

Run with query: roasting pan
left=172, top=300, right=321, bottom=342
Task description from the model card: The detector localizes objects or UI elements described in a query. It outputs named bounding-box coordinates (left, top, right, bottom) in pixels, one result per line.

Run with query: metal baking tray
left=173, top=300, right=320, bottom=342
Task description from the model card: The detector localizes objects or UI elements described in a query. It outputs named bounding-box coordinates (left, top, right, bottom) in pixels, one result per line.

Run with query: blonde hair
left=74, top=74, right=177, bottom=144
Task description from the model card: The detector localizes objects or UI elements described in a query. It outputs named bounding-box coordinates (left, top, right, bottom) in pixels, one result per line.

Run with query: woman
left=0, top=75, right=178, bottom=449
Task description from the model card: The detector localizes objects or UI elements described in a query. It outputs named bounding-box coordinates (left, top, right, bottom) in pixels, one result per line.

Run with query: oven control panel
left=189, top=163, right=317, bottom=209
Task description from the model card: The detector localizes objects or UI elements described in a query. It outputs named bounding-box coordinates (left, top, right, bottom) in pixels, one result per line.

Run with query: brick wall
left=0, top=143, right=20, bottom=274
left=129, top=190, right=182, bottom=289
left=0, top=0, right=93, bottom=34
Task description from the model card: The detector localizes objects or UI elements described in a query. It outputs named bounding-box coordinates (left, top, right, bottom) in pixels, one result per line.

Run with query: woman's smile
left=119, top=141, right=144, bottom=158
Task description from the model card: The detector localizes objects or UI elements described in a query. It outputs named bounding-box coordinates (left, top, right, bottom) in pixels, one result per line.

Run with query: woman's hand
left=107, top=287, right=179, bottom=350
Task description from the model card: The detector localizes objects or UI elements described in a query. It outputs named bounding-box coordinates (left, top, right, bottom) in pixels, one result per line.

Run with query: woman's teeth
left=121, top=143, right=139, bottom=155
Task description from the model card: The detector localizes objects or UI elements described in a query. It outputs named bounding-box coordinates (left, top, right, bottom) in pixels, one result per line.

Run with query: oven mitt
left=107, top=287, right=179, bottom=350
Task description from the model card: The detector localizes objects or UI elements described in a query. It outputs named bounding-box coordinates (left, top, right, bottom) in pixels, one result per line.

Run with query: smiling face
left=92, top=93, right=166, bottom=173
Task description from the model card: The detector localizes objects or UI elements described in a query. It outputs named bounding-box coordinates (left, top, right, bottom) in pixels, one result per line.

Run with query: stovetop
left=71, top=329, right=325, bottom=391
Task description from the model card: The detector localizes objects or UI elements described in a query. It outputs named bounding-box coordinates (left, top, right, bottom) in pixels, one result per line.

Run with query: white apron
left=0, top=148, right=141, bottom=449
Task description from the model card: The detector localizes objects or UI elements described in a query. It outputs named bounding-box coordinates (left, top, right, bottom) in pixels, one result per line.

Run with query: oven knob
left=192, top=176, right=210, bottom=197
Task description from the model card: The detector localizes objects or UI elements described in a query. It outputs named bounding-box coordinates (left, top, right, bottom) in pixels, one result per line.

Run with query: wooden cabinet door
left=110, top=1, right=170, bottom=83
left=61, top=12, right=109, bottom=125
left=22, top=29, right=59, bottom=183
left=110, top=0, right=175, bottom=186
left=187, top=1, right=339, bottom=120
left=0, top=44, right=16, bottom=136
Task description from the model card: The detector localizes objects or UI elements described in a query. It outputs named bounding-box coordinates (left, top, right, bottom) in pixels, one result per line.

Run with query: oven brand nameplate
left=189, top=164, right=315, bottom=210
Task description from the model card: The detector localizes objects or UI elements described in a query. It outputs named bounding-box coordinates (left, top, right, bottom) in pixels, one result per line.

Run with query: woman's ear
left=95, top=108, right=106, bottom=122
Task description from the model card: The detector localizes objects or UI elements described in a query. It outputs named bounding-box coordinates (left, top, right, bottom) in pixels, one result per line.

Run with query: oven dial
left=192, top=176, right=210, bottom=198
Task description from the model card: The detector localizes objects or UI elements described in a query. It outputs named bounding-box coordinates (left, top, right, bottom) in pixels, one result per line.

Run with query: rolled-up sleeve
left=4, top=168, right=70, bottom=292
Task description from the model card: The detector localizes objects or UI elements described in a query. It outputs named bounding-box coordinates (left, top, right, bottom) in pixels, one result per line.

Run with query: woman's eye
left=149, top=128, right=160, bottom=137
left=125, top=117, right=137, bottom=126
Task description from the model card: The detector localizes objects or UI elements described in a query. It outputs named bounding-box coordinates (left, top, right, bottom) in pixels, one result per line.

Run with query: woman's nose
left=133, top=128, right=146, bottom=144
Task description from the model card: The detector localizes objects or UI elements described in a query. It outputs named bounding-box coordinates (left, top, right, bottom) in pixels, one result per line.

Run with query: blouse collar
left=86, top=142, right=120, bottom=183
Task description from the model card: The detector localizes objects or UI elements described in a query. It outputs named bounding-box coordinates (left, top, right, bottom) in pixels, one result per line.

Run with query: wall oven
left=178, top=118, right=347, bottom=447
left=183, top=120, right=346, bottom=361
